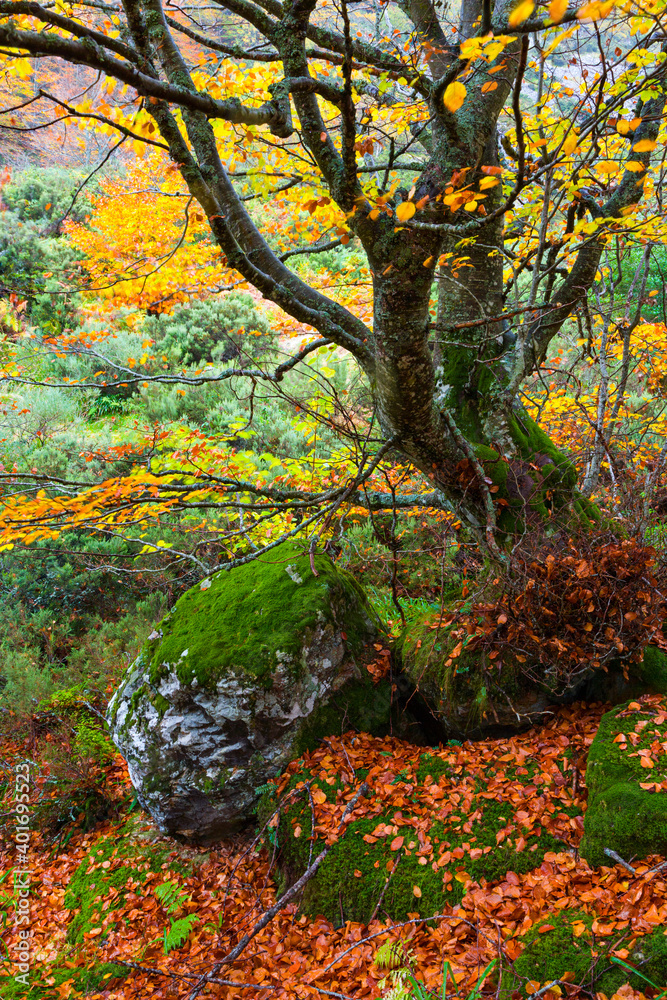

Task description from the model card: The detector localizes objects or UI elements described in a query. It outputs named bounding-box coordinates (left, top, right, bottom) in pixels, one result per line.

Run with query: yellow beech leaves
left=548, top=0, right=568, bottom=22
left=395, top=201, right=416, bottom=222
left=508, top=0, right=535, bottom=26
left=443, top=81, right=467, bottom=112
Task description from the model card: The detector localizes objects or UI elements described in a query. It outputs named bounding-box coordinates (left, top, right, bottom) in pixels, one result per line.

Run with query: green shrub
left=0, top=213, right=82, bottom=327
left=0, top=215, right=46, bottom=299
left=144, top=292, right=273, bottom=364
left=2, top=166, right=97, bottom=224
left=0, top=648, right=56, bottom=716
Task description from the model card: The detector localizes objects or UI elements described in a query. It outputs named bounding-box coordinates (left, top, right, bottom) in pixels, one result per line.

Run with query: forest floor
left=1, top=702, right=666, bottom=1000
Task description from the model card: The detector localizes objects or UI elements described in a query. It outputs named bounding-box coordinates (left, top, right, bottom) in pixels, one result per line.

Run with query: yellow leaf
left=577, top=0, right=614, bottom=18
left=598, top=161, right=619, bottom=176
left=454, top=870, right=472, bottom=883
left=481, top=81, right=498, bottom=93
left=548, top=0, right=568, bottom=21
left=509, top=0, right=535, bottom=27
left=632, top=139, right=656, bottom=152
left=616, top=120, right=630, bottom=135
left=625, top=161, right=646, bottom=172
left=396, top=201, right=416, bottom=222
left=479, top=177, right=500, bottom=189
left=464, top=200, right=478, bottom=211
left=443, top=82, right=467, bottom=112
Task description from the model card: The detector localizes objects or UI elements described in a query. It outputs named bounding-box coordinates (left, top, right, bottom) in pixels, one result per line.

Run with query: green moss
left=290, top=676, right=394, bottom=758
left=502, top=910, right=667, bottom=998
left=64, top=822, right=186, bottom=943
left=398, top=614, right=524, bottom=737
left=149, top=690, right=170, bottom=716
left=143, top=542, right=381, bottom=690
left=639, top=645, right=667, bottom=693
left=0, top=962, right=128, bottom=998
left=580, top=698, right=667, bottom=867
left=265, top=746, right=579, bottom=924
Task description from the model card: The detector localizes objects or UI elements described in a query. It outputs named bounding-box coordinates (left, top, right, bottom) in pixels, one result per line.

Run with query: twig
left=184, top=783, right=371, bottom=999
left=117, top=960, right=276, bottom=989
left=309, top=538, right=320, bottom=577
left=369, top=850, right=401, bottom=924
left=528, top=981, right=566, bottom=999
left=603, top=848, right=637, bottom=875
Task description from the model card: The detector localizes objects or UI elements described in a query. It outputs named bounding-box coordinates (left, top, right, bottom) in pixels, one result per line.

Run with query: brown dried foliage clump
left=444, top=534, right=667, bottom=695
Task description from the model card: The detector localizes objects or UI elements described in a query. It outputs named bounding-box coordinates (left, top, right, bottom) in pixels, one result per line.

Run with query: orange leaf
left=396, top=201, right=416, bottom=222
left=443, top=82, right=466, bottom=112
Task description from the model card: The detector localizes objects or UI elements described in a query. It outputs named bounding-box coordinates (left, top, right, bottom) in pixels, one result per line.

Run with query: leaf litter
left=1, top=700, right=665, bottom=999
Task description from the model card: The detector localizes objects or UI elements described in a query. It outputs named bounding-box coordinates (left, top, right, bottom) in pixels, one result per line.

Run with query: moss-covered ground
left=581, top=693, right=667, bottom=867
left=140, top=540, right=382, bottom=690
left=64, top=815, right=197, bottom=944
left=261, top=724, right=584, bottom=924
left=504, top=909, right=667, bottom=998
left=3, top=703, right=667, bottom=1000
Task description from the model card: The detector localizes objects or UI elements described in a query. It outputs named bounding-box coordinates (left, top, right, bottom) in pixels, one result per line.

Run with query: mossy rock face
left=580, top=694, right=667, bottom=867
left=399, top=624, right=667, bottom=741
left=398, top=616, right=554, bottom=739
left=262, top=730, right=582, bottom=924
left=108, top=542, right=390, bottom=843
left=502, top=910, right=667, bottom=997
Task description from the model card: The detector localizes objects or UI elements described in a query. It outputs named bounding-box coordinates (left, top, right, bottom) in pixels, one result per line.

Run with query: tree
left=0, top=0, right=666, bottom=560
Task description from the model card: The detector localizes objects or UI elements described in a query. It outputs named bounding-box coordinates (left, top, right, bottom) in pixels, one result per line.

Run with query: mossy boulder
left=580, top=694, right=667, bottom=867
left=262, top=730, right=582, bottom=924
left=400, top=618, right=667, bottom=741
left=108, top=542, right=391, bottom=843
left=502, top=910, right=667, bottom=997
left=398, top=616, right=554, bottom=738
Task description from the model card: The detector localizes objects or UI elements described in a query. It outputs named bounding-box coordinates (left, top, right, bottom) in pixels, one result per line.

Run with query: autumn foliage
left=3, top=703, right=667, bottom=999
left=430, top=536, right=667, bottom=696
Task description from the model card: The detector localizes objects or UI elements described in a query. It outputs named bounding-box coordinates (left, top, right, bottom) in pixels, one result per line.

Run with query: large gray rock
left=107, top=542, right=391, bottom=843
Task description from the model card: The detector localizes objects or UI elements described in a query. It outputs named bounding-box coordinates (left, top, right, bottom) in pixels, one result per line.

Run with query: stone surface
left=580, top=693, right=667, bottom=867
left=398, top=615, right=555, bottom=739
left=107, top=542, right=390, bottom=843
left=399, top=612, right=667, bottom=740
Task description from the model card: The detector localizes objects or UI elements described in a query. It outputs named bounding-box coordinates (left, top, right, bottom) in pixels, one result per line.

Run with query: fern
left=155, top=880, right=199, bottom=954
left=375, top=940, right=414, bottom=971
left=155, top=880, right=188, bottom=915
left=163, top=914, right=199, bottom=954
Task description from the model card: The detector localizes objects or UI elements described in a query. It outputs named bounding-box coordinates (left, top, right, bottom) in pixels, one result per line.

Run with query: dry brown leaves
left=1, top=704, right=665, bottom=1000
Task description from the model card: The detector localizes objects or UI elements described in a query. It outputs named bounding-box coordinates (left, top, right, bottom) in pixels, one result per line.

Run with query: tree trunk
left=368, top=157, right=597, bottom=544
